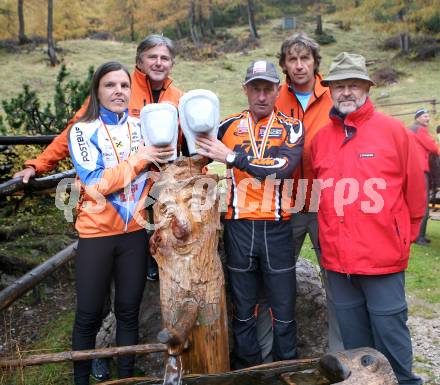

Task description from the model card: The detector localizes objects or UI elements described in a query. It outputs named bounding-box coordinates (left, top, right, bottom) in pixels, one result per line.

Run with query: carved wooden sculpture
left=149, top=156, right=229, bottom=376
left=318, top=347, right=398, bottom=385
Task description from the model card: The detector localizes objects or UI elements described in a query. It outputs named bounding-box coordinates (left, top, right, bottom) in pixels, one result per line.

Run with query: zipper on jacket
left=124, top=184, right=130, bottom=233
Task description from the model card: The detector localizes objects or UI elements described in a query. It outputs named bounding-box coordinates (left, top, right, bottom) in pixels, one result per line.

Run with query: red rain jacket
left=410, top=124, right=439, bottom=173
left=311, top=98, right=426, bottom=275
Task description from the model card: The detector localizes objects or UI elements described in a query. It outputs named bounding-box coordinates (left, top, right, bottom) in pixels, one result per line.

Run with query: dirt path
left=408, top=298, right=440, bottom=385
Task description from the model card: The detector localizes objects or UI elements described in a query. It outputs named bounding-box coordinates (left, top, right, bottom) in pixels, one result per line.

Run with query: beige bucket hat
left=321, top=52, right=375, bottom=86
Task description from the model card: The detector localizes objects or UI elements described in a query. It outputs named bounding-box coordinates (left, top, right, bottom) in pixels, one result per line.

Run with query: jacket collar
left=329, top=97, right=375, bottom=129
left=287, top=73, right=328, bottom=100
left=133, top=67, right=173, bottom=92
left=246, top=107, right=278, bottom=124
left=409, top=122, right=424, bottom=133
left=99, top=105, right=128, bottom=125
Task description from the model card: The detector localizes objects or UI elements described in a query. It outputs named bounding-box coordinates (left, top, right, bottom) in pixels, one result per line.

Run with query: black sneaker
left=415, top=237, right=429, bottom=246
left=147, top=259, right=159, bottom=281
left=91, top=358, right=110, bottom=381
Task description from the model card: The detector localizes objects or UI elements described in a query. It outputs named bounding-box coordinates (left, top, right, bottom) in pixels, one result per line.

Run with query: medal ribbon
left=100, top=118, right=132, bottom=164
left=247, top=111, right=276, bottom=159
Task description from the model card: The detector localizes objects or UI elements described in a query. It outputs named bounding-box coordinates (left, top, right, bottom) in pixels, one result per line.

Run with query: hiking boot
left=147, top=258, right=159, bottom=281
left=415, top=237, right=429, bottom=246
left=91, top=358, right=110, bottom=381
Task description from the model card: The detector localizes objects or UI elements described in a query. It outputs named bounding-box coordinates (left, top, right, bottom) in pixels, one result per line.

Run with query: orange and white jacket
left=219, top=109, right=304, bottom=221
left=26, top=68, right=183, bottom=174
left=68, top=107, right=150, bottom=238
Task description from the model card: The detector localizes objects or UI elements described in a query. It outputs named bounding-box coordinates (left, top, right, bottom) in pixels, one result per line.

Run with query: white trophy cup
left=140, top=103, right=178, bottom=162
left=178, top=89, right=220, bottom=155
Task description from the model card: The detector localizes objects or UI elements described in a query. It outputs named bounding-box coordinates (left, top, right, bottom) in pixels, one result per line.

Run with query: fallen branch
left=0, top=223, right=33, bottom=241
left=0, top=254, right=39, bottom=275
left=0, top=241, right=77, bottom=310
left=0, top=169, right=76, bottom=199
left=0, top=343, right=167, bottom=368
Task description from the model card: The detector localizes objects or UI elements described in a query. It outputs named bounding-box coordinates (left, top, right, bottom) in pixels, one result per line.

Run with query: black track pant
left=224, top=220, right=297, bottom=369
left=72, top=230, right=148, bottom=385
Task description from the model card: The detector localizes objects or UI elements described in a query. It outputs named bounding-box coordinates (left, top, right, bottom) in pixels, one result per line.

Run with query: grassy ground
left=1, top=17, right=439, bottom=128
left=2, top=311, right=74, bottom=385
left=0, top=13, right=439, bottom=385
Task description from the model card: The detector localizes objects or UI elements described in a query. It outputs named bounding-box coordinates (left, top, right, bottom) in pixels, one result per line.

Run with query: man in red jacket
left=311, top=52, right=425, bottom=385
left=409, top=108, right=439, bottom=245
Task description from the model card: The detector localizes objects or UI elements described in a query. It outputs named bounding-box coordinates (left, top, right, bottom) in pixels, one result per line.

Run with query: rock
left=295, top=258, right=327, bottom=357
left=319, top=347, right=398, bottom=385
left=96, top=257, right=328, bottom=374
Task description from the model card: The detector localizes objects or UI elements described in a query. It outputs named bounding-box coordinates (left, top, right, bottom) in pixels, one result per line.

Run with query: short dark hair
left=80, top=61, right=131, bottom=123
left=278, top=32, right=321, bottom=76
left=436, top=125, right=440, bottom=134
left=136, top=34, right=176, bottom=66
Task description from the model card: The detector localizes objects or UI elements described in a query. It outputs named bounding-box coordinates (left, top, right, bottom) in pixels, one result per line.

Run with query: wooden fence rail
left=377, top=98, right=437, bottom=117
left=0, top=169, right=76, bottom=198
left=0, top=241, right=77, bottom=310
left=0, top=135, right=57, bottom=145
left=0, top=343, right=168, bottom=368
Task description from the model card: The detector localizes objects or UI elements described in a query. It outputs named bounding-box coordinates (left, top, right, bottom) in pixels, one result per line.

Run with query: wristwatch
left=225, top=152, right=237, bottom=167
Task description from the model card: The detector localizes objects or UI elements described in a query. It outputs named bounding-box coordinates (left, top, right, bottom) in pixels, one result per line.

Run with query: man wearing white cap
left=311, top=52, right=425, bottom=385
left=196, top=60, right=304, bottom=368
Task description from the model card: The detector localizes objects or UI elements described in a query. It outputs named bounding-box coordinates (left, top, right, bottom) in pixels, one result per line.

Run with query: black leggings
left=72, top=230, right=148, bottom=385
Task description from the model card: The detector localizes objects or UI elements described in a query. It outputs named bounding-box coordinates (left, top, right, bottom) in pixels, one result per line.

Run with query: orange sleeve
left=83, top=153, right=150, bottom=197
left=24, top=99, right=89, bottom=174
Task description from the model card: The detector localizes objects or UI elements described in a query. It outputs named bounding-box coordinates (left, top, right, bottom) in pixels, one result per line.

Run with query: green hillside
left=0, top=15, right=439, bottom=127
left=0, top=11, right=439, bottom=385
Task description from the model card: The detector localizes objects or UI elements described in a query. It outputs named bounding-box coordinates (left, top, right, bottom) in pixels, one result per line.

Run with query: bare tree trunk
left=175, top=21, right=183, bottom=40
left=188, top=0, right=201, bottom=48
left=47, top=0, right=58, bottom=66
left=316, top=14, right=323, bottom=35
left=130, top=10, right=135, bottom=42
left=197, top=2, right=206, bottom=38
left=400, top=32, right=410, bottom=54
left=208, top=0, right=216, bottom=36
left=17, top=0, right=30, bottom=44
left=247, top=0, right=259, bottom=39
left=315, top=2, right=323, bottom=35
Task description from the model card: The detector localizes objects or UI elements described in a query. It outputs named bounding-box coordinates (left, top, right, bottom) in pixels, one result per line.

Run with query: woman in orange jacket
left=68, top=61, right=173, bottom=385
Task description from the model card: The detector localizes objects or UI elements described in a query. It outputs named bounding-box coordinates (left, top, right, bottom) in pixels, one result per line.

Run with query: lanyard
left=247, top=111, right=276, bottom=159
left=100, top=118, right=132, bottom=164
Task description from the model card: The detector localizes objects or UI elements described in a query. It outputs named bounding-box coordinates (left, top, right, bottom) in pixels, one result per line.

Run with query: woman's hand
left=13, top=167, right=36, bottom=183
left=137, top=143, right=175, bottom=164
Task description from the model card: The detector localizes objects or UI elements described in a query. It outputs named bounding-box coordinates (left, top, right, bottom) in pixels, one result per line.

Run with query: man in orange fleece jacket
left=14, top=34, right=182, bottom=182
left=275, top=32, right=343, bottom=352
